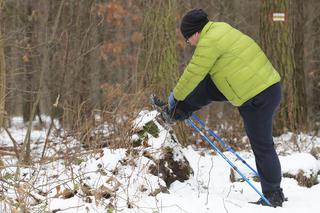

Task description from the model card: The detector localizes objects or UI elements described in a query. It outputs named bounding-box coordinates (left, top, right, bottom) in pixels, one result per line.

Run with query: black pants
left=181, top=75, right=282, bottom=193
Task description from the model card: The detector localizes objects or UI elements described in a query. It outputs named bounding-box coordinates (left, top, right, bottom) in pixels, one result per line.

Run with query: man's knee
left=250, top=139, right=275, bottom=153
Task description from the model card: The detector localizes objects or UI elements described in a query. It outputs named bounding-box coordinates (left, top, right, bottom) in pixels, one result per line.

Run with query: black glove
left=168, top=106, right=192, bottom=121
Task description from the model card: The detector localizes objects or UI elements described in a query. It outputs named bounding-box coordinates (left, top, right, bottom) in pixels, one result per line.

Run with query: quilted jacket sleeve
left=173, top=41, right=221, bottom=101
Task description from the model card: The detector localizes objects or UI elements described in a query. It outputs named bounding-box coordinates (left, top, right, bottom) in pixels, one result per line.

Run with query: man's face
left=186, top=32, right=200, bottom=46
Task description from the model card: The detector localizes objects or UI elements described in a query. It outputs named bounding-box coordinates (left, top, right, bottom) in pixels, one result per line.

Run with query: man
left=168, top=9, right=285, bottom=207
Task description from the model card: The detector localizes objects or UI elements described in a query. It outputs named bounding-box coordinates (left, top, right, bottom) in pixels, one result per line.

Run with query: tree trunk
left=0, top=31, right=6, bottom=127
left=22, top=0, right=37, bottom=123
left=292, top=0, right=307, bottom=129
left=0, top=0, right=5, bottom=127
left=38, top=0, right=51, bottom=114
left=139, top=0, right=192, bottom=144
left=139, top=0, right=179, bottom=97
left=309, top=1, right=320, bottom=131
left=260, top=0, right=307, bottom=133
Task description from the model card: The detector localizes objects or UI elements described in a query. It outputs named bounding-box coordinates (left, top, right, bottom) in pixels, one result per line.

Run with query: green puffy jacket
left=173, top=22, right=280, bottom=107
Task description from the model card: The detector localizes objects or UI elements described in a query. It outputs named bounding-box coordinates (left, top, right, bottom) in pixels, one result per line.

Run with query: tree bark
left=0, top=30, right=6, bottom=127
left=139, top=0, right=179, bottom=97
left=309, top=0, right=320, bottom=131
left=22, top=0, right=37, bottom=123
left=139, top=0, right=192, bottom=144
left=260, top=0, right=307, bottom=133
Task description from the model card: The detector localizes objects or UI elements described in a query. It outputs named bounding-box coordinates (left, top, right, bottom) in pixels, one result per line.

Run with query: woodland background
left=0, top=0, right=319, bottom=151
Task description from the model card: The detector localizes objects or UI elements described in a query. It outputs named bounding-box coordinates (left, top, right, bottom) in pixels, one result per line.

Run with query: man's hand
left=168, top=92, right=177, bottom=112
left=167, top=92, right=191, bottom=121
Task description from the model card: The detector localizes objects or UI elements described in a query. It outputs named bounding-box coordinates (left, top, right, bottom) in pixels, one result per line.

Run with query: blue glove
left=168, top=91, right=177, bottom=112
left=167, top=92, right=191, bottom=121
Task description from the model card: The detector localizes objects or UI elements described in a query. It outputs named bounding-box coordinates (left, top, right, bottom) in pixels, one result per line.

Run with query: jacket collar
left=199, top=21, right=214, bottom=41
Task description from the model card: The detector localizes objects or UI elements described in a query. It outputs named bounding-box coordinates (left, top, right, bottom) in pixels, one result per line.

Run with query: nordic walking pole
left=185, top=118, right=271, bottom=206
left=191, top=114, right=259, bottom=177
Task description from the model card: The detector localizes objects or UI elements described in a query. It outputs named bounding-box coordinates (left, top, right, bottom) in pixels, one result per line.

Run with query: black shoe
left=251, top=189, right=286, bottom=207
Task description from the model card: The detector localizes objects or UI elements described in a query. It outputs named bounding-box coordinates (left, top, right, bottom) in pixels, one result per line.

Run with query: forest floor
left=0, top=111, right=319, bottom=213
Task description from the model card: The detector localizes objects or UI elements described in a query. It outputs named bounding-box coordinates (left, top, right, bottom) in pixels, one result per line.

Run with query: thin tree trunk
left=0, top=0, right=6, bottom=127
left=0, top=31, right=6, bottom=127
left=39, top=0, right=51, bottom=114
left=22, top=0, right=36, bottom=123
left=89, top=13, right=104, bottom=111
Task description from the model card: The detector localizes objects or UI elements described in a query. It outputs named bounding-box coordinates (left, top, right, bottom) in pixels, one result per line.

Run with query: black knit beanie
left=180, top=9, right=209, bottom=39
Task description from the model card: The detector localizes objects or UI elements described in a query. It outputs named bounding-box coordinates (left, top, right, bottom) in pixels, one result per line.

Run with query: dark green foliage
left=142, top=121, right=159, bottom=138
left=132, top=139, right=142, bottom=147
left=133, top=121, right=159, bottom=147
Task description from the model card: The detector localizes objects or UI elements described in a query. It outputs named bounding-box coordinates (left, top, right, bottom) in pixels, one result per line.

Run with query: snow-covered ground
left=0, top=112, right=319, bottom=213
